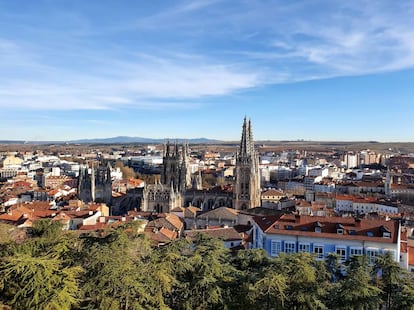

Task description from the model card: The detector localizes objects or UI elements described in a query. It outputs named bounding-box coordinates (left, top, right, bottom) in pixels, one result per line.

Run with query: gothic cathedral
left=141, top=142, right=191, bottom=213
left=233, top=117, right=261, bottom=210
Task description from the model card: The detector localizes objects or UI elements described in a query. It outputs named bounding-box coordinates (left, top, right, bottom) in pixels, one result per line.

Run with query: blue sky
left=1, top=0, right=414, bottom=142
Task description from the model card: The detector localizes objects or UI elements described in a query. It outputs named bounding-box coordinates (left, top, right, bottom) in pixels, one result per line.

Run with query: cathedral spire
left=248, top=118, right=253, bottom=152
left=234, top=117, right=260, bottom=210
left=239, top=116, right=248, bottom=156
left=239, top=116, right=254, bottom=157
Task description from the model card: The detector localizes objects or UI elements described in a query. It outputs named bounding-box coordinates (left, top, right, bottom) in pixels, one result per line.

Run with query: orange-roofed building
left=252, top=214, right=403, bottom=267
left=144, top=226, right=178, bottom=246
left=52, top=212, right=73, bottom=230
left=146, top=213, right=184, bottom=236
left=185, top=227, right=243, bottom=249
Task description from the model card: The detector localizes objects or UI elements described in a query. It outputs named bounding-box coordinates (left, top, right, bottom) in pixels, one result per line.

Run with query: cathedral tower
left=78, top=163, right=112, bottom=205
left=234, top=117, right=261, bottom=210
left=161, top=141, right=191, bottom=193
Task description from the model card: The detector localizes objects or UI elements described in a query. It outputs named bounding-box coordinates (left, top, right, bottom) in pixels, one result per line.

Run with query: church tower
left=78, top=166, right=92, bottom=203
left=234, top=117, right=261, bottom=210
left=78, top=163, right=112, bottom=205
left=161, top=141, right=191, bottom=193
left=142, top=141, right=190, bottom=213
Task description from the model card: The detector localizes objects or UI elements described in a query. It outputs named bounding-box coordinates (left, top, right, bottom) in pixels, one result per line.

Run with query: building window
left=298, top=243, right=310, bottom=253
left=285, top=241, right=296, bottom=253
left=336, top=247, right=347, bottom=262
left=271, top=240, right=281, bottom=257
left=314, top=245, right=324, bottom=260
left=336, top=223, right=344, bottom=235
left=366, top=249, right=379, bottom=264
left=383, top=232, right=391, bottom=238
left=350, top=247, right=363, bottom=257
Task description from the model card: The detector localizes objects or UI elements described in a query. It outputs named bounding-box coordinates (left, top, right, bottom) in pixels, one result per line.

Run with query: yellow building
left=2, top=155, right=23, bottom=168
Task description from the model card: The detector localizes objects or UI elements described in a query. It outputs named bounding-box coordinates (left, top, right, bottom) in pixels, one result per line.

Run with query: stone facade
left=233, top=117, right=261, bottom=210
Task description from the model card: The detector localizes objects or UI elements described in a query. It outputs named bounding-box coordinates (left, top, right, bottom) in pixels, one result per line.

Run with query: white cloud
left=0, top=43, right=259, bottom=110
left=222, top=1, right=414, bottom=79
left=1, top=1, right=414, bottom=112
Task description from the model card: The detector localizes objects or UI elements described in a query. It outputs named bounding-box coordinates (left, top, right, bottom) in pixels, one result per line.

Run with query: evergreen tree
left=0, top=250, right=82, bottom=309
left=150, top=239, right=193, bottom=309
left=332, top=256, right=381, bottom=310
left=228, top=248, right=270, bottom=309
left=374, top=252, right=414, bottom=310
left=250, top=267, right=287, bottom=310
left=80, top=229, right=152, bottom=309
left=276, top=252, right=328, bottom=310
left=174, top=233, right=235, bottom=310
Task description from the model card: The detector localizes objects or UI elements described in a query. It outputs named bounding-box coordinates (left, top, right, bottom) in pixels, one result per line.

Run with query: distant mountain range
left=69, top=136, right=223, bottom=144
left=0, top=136, right=222, bottom=145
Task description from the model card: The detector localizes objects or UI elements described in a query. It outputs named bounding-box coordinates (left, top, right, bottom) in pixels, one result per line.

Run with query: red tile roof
left=79, top=222, right=107, bottom=231
left=254, top=214, right=399, bottom=244
left=144, top=226, right=177, bottom=244
left=185, top=227, right=242, bottom=241
left=184, top=206, right=201, bottom=218
left=52, top=212, right=72, bottom=223
left=147, top=214, right=184, bottom=232
left=262, top=189, right=285, bottom=197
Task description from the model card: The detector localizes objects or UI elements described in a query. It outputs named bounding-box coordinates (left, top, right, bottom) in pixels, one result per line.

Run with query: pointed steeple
left=175, top=140, right=179, bottom=156
left=170, top=180, right=175, bottom=194
left=239, top=116, right=254, bottom=157
left=163, top=139, right=168, bottom=157
left=234, top=116, right=260, bottom=210
left=248, top=118, right=254, bottom=153
left=106, top=162, right=111, bottom=182
left=239, top=116, right=248, bottom=156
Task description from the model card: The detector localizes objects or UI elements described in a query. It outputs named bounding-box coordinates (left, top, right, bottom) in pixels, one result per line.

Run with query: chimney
left=355, top=217, right=361, bottom=227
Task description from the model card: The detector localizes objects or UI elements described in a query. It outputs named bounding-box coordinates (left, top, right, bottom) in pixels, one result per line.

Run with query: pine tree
left=0, top=252, right=82, bottom=310
left=332, top=256, right=381, bottom=310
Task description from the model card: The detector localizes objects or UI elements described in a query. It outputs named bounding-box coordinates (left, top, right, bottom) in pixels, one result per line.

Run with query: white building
left=345, top=153, right=359, bottom=169
left=252, top=214, right=401, bottom=266
left=335, top=195, right=399, bottom=215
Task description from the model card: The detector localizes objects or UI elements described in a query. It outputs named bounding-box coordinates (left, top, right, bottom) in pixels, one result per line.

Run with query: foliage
left=0, top=235, right=83, bottom=309
left=228, top=248, right=271, bottom=309
left=373, top=252, right=414, bottom=310
left=250, top=267, right=287, bottom=310
left=330, top=256, right=381, bottom=310
left=0, top=223, right=15, bottom=243
left=80, top=229, right=152, bottom=309
left=173, top=233, right=236, bottom=310
left=31, top=218, right=64, bottom=239
left=1, top=224, right=414, bottom=310
left=115, top=160, right=137, bottom=179
left=276, top=253, right=329, bottom=310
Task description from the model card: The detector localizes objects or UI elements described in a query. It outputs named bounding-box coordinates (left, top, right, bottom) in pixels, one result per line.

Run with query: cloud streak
left=233, top=1, right=414, bottom=79
left=0, top=0, right=414, bottom=112
left=0, top=41, right=259, bottom=110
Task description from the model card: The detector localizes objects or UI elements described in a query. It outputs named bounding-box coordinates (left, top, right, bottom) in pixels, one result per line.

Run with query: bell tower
left=161, top=141, right=191, bottom=193
left=234, top=117, right=261, bottom=210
